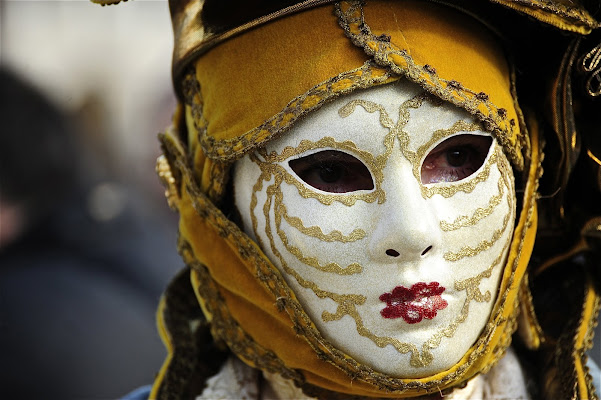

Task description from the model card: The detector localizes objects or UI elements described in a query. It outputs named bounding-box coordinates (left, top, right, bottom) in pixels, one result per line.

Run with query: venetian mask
left=233, top=79, right=516, bottom=378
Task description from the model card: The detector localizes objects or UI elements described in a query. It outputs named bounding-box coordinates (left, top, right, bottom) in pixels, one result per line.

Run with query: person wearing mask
left=94, top=1, right=601, bottom=399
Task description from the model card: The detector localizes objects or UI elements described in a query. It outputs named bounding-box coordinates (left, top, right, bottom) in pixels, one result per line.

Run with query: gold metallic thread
left=274, top=188, right=364, bottom=275
left=282, top=207, right=367, bottom=242
left=444, top=203, right=512, bottom=262
left=440, top=177, right=504, bottom=231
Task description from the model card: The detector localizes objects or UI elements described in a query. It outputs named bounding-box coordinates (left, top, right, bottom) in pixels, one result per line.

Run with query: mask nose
left=368, top=164, right=440, bottom=264
left=384, top=246, right=432, bottom=258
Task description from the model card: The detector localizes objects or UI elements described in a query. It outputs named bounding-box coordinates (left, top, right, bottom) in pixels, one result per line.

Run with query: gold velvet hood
left=92, top=0, right=601, bottom=398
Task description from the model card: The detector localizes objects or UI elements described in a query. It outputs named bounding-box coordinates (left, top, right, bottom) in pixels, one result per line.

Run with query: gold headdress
left=93, top=0, right=601, bottom=398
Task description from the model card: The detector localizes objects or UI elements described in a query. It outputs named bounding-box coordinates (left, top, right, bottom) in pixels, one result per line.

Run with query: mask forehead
left=264, top=80, right=478, bottom=159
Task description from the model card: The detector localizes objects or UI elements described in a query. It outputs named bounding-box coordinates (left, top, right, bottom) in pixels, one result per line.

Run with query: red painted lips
left=379, top=282, right=448, bottom=324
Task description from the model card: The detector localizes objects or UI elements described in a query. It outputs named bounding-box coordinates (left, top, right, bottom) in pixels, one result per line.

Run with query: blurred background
left=0, top=1, right=599, bottom=399
left=1, top=0, right=183, bottom=398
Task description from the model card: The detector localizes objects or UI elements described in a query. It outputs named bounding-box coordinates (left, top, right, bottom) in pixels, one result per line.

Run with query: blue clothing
left=122, top=385, right=152, bottom=400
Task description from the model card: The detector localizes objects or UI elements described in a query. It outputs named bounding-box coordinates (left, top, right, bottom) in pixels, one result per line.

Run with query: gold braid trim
left=489, top=0, right=600, bottom=32
left=198, top=61, right=398, bottom=161
left=181, top=70, right=232, bottom=201
left=151, top=267, right=230, bottom=400
left=335, top=1, right=524, bottom=170
left=183, top=241, right=306, bottom=384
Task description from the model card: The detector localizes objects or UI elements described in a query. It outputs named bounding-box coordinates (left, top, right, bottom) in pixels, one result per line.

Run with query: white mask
left=233, top=80, right=516, bottom=378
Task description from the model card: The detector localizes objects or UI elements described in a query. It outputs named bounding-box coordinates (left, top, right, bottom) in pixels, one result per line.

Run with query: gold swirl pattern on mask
left=358, top=91, right=500, bottom=202
left=248, top=157, right=272, bottom=252
left=261, top=178, right=367, bottom=304
left=440, top=177, right=505, bottom=231
left=273, top=187, right=364, bottom=275
left=409, top=119, right=485, bottom=182
left=337, top=97, right=412, bottom=153
left=392, top=93, right=436, bottom=152
left=443, top=205, right=512, bottom=262
left=417, top=176, right=515, bottom=365
left=319, top=225, right=513, bottom=368
left=497, top=149, right=515, bottom=202
left=338, top=98, right=409, bottom=135
left=321, top=298, right=422, bottom=365
left=339, top=92, right=498, bottom=201
left=249, top=134, right=432, bottom=362
left=260, top=137, right=380, bottom=165
left=421, top=234, right=513, bottom=360
left=278, top=162, right=377, bottom=206
left=249, top=151, right=366, bottom=275
left=439, top=147, right=515, bottom=232
left=442, top=152, right=515, bottom=262
left=281, top=202, right=367, bottom=243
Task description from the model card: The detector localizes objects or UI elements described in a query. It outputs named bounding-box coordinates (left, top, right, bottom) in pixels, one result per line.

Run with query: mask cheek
left=268, top=180, right=371, bottom=276
left=428, top=152, right=515, bottom=298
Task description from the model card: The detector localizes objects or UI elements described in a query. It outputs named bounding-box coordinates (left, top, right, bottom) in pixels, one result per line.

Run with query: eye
left=421, top=134, right=492, bottom=184
left=289, top=150, right=374, bottom=193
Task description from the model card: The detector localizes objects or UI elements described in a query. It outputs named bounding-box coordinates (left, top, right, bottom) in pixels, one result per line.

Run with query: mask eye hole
left=289, top=150, right=374, bottom=193
left=421, top=134, right=493, bottom=184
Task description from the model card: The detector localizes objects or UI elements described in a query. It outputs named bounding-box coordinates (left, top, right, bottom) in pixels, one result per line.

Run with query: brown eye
left=421, top=134, right=492, bottom=184
left=446, top=148, right=468, bottom=167
left=289, top=150, right=374, bottom=193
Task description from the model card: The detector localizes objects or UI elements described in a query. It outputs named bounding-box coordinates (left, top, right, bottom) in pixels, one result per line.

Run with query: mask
left=234, top=80, right=516, bottom=378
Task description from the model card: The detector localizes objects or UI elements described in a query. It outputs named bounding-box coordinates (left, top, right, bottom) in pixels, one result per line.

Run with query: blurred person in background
left=0, top=68, right=181, bottom=399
